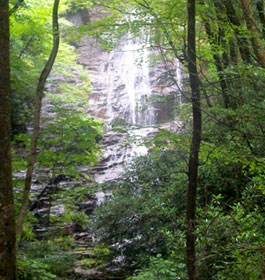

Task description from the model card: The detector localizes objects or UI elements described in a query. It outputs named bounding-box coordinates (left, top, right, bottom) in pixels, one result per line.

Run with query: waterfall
left=119, top=36, right=138, bottom=124
left=83, top=30, right=184, bottom=183
left=176, top=59, right=183, bottom=104
left=106, top=52, right=115, bottom=123
left=105, top=34, right=155, bottom=126
left=136, top=35, right=155, bottom=126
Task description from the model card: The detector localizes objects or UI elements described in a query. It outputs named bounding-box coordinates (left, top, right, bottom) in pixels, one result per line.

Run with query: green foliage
left=13, top=96, right=103, bottom=176
left=75, top=0, right=186, bottom=55
left=127, top=255, right=180, bottom=280
left=92, top=147, right=187, bottom=270
left=18, top=239, right=76, bottom=279
left=10, top=0, right=53, bottom=133
left=9, top=0, right=91, bottom=134
left=38, top=107, right=102, bottom=173
left=13, top=97, right=102, bottom=237
left=18, top=257, right=56, bottom=280
left=195, top=185, right=265, bottom=279
left=59, top=210, right=89, bottom=230
left=92, top=96, right=265, bottom=277
left=66, top=0, right=93, bottom=13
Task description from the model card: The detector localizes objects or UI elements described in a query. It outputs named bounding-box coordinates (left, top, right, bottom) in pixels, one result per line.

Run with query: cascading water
left=91, top=32, right=184, bottom=183
left=73, top=23, right=184, bottom=183
left=104, top=34, right=155, bottom=126
left=66, top=8, right=184, bottom=184
left=118, top=36, right=138, bottom=125
left=106, top=52, right=115, bottom=123
left=176, top=59, right=183, bottom=104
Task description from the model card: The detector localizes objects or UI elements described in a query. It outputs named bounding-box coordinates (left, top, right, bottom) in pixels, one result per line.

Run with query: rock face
left=67, top=7, right=184, bottom=183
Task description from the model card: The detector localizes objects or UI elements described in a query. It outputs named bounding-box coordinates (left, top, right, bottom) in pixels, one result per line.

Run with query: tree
left=0, top=0, right=17, bottom=278
left=186, top=0, right=201, bottom=279
left=240, top=0, right=265, bottom=68
left=200, top=0, right=231, bottom=108
left=256, top=0, right=265, bottom=38
left=223, top=0, right=252, bottom=64
left=16, top=0, right=60, bottom=241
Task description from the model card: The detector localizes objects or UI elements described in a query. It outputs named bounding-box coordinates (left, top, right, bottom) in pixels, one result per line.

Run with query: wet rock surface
left=66, top=8, right=184, bottom=184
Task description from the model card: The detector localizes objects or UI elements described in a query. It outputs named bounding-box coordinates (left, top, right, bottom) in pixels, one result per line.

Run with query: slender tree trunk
left=240, top=0, right=265, bottom=67
left=0, top=0, right=17, bottom=278
left=256, top=0, right=265, bottom=38
left=199, top=0, right=230, bottom=107
left=16, top=0, right=60, bottom=241
left=203, top=20, right=230, bottom=108
left=229, top=38, right=239, bottom=65
left=213, top=1, right=233, bottom=107
left=223, top=0, right=252, bottom=63
left=186, top=0, right=202, bottom=280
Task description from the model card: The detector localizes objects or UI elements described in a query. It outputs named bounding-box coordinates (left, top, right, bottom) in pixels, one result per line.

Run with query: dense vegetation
left=88, top=0, right=265, bottom=279
left=0, top=0, right=264, bottom=279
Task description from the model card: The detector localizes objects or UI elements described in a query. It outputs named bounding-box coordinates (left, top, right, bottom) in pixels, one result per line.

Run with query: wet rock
left=50, top=174, right=72, bottom=185
left=95, top=192, right=112, bottom=206
left=73, top=249, right=94, bottom=258
left=50, top=204, right=65, bottom=216
left=73, top=267, right=103, bottom=279
left=64, top=8, right=185, bottom=184
left=72, top=223, right=85, bottom=233
left=78, top=200, right=97, bottom=215
left=73, top=267, right=124, bottom=280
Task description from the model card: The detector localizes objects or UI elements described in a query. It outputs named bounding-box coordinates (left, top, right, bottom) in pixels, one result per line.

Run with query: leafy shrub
left=18, top=256, right=56, bottom=280
left=92, top=149, right=187, bottom=271
left=195, top=186, right=265, bottom=280
left=127, top=255, right=183, bottom=280
left=18, top=239, right=76, bottom=279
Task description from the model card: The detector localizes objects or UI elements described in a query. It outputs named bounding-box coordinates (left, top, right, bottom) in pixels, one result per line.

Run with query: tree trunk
left=229, top=37, right=239, bottom=65
left=16, top=0, right=60, bottom=241
left=256, top=0, right=265, bottom=38
left=240, top=0, right=265, bottom=68
left=186, top=0, right=202, bottom=280
left=0, top=0, right=17, bottom=278
left=223, top=0, right=252, bottom=63
left=203, top=20, right=230, bottom=108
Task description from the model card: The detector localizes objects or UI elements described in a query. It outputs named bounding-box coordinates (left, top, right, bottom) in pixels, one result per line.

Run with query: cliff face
left=67, top=8, right=184, bottom=183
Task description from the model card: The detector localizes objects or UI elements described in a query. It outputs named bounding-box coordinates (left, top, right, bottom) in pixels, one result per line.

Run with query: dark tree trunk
left=16, top=0, right=60, bottom=241
left=256, top=0, right=265, bottom=38
left=199, top=0, right=230, bottom=107
left=0, top=0, right=17, bottom=278
left=186, top=0, right=202, bottom=280
left=223, top=0, right=252, bottom=63
left=240, top=0, right=265, bottom=67
left=203, top=20, right=230, bottom=108
left=213, top=1, right=233, bottom=107
left=229, top=38, right=239, bottom=65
